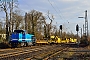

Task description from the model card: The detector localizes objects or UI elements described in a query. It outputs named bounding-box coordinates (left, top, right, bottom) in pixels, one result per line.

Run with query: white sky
left=0, top=0, right=90, bottom=35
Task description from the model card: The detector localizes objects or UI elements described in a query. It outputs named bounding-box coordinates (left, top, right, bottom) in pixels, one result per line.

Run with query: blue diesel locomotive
left=9, top=30, right=36, bottom=47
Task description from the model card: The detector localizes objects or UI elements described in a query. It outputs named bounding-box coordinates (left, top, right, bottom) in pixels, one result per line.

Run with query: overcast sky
left=1, top=0, right=90, bottom=35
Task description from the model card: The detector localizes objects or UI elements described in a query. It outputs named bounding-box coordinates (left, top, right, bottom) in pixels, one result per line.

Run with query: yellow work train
left=48, top=36, right=78, bottom=44
left=36, top=36, right=78, bottom=45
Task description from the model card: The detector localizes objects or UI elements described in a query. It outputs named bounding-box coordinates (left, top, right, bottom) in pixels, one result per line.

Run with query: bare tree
left=0, top=0, right=18, bottom=40
left=26, top=10, right=46, bottom=39
left=44, top=11, right=54, bottom=39
left=0, top=2, right=9, bottom=40
left=24, top=10, right=45, bottom=39
left=12, top=10, right=23, bottom=30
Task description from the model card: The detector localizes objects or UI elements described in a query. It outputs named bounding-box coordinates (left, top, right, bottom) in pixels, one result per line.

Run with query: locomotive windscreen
left=14, top=30, right=24, bottom=33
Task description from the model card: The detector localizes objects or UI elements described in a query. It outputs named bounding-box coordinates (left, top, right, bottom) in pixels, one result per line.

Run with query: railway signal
left=76, top=24, right=80, bottom=43
left=76, top=24, right=79, bottom=31
left=60, top=25, right=62, bottom=30
left=59, top=25, right=62, bottom=39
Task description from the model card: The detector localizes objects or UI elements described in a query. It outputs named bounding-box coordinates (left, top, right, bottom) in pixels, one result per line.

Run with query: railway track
left=43, top=47, right=68, bottom=60
left=47, top=46, right=90, bottom=60
left=0, top=45, right=49, bottom=54
left=0, top=46, right=42, bottom=59
left=0, top=45, right=64, bottom=60
left=0, top=45, right=90, bottom=60
left=0, top=46, right=39, bottom=54
left=24, top=45, right=68, bottom=60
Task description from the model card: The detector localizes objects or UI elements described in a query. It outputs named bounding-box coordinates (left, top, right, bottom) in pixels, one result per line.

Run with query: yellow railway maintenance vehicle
left=69, top=38, right=78, bottom=43
left=48, top=36, right=78, bottom=44
left=36, top=35, right=78, bottom=45
left=48, top=36, right=61, bottom=44
left=36, top=40, right=48, bottom=45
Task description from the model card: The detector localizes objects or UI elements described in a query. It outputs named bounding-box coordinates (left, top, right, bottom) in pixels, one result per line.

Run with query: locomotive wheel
left=21, top=42, right=28, bottom=47
left=24, top=42, right=28, bottom=47
left=17, top=43, right=21, bottom=48
left=11, top=43, right=17, bottom=48
left=32, top=42, right=36, bottom=46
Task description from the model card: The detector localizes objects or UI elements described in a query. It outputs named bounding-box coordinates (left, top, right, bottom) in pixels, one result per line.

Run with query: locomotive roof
left=14, top=30, right=25, bottom=33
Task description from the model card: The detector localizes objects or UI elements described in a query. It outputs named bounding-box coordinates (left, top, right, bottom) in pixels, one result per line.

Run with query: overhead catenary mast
left=78, top=10, right=88, bottom=38
left=85, top=10, right=88, bottom=38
